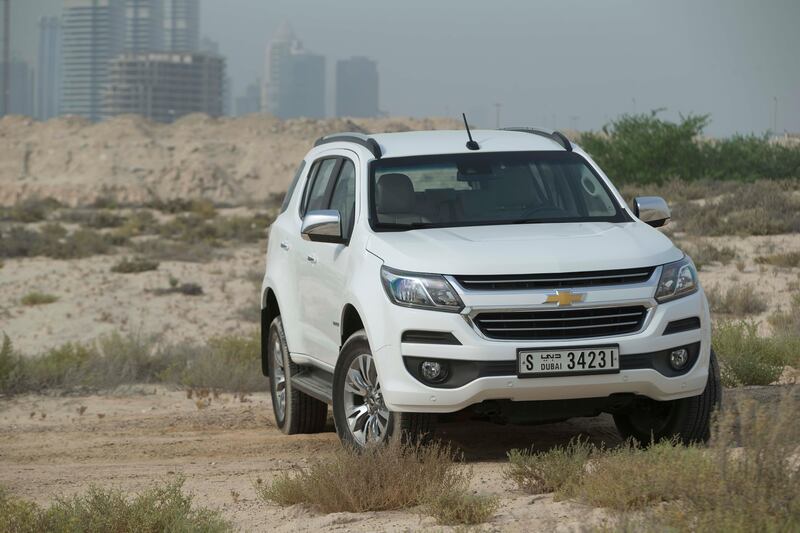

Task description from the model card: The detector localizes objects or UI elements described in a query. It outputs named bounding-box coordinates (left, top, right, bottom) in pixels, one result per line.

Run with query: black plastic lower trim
left=401, top=330, right=461, bottom=345
left=402, top=342, right=702, bottom=388
left=663, top=317, right=701, bottom=335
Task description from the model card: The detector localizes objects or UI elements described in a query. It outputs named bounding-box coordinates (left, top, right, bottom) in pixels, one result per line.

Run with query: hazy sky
left=9, top=0, right=800, bottom=135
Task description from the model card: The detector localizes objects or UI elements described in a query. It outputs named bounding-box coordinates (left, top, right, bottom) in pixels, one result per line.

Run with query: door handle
left=306, top=255, right=317, bottom=264
left=280, top=241, right=289, bottom=251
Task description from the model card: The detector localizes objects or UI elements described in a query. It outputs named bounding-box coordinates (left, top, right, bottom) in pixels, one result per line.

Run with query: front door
left=296, top=152, right=358, bottom=367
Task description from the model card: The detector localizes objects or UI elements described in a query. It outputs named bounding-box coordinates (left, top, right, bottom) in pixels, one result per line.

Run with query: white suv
left=260, top=127, right=720, bottom=450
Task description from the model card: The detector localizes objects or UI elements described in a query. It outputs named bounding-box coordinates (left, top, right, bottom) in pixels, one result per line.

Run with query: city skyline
left=2, top=0, right=798, bottom=134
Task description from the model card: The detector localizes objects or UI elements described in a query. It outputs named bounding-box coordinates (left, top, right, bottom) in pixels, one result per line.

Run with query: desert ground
left=1, top=114, right=799, bottom=531
left=0, top=385, right=787, bottom=531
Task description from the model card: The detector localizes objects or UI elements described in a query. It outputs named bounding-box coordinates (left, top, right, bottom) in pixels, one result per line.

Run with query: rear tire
left=267, top=316, right=328, bottom=434
left=332, top=329, right=435, bottom=450
left=613, top=349, right=721, bottom=445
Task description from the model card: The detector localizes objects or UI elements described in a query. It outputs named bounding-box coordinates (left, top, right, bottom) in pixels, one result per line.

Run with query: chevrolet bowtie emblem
left=544, top=290, right=586, bottom=306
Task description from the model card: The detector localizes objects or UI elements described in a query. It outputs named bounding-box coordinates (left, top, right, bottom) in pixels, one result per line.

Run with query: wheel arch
left=340, top=303, right=365, bottom=348
left=261, top=287, right=281, bottom=376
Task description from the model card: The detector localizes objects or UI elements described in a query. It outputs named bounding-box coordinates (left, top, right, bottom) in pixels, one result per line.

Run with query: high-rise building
left=61, top=0, right=124, bottom=121
left=235, top=79, right=260, bottom=116
left=37, top=16, right=62, bottom=120
left=163, top=0, right=199, bottom=52
left=335, top=56, right=379, bottom=118
left=0, top=58, right=35, bottom=117
left=262, top=22, right=325, bottom=119
left=105, top=52, right=224, bottom=123
left=124, top=0, right=164, bottom=53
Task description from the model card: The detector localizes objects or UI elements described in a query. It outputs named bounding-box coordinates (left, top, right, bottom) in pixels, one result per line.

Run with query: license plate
left=517, top=346, right=620, bottom=377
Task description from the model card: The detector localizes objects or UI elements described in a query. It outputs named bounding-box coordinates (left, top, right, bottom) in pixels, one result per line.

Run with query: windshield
left=370, top=151, right=628, bottom=231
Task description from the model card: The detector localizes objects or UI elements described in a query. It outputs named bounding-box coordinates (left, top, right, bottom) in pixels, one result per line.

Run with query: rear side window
left=280, top=160, right=306, bottom=213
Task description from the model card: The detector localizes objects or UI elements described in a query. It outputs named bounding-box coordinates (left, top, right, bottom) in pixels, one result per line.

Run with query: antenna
left=462, top=113, right=479, bottom=150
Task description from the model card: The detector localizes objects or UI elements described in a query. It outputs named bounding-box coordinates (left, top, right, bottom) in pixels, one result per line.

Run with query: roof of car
left=314, top=129, right=571, bottom=160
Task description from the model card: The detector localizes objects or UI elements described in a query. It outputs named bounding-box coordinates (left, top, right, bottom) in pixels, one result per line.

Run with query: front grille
left=454, top=267, right=655, bottom=291
left=473, top=305, right=648, bottom=340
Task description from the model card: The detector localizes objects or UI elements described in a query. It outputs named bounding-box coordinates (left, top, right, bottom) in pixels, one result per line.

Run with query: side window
left=329, top=159, right=356, bottom=238
left=280, top=160, right=306, bottom=213
left=301, top=158, right=338, bottom=216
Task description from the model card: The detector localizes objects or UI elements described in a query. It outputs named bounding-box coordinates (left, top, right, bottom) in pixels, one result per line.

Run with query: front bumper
left=372, top=288, right=711, bottom=413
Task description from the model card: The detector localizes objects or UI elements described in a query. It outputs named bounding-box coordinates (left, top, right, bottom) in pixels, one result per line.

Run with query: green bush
left=712, top=321, right=786, bottom=386
left=580, top=111, right=800, bottom=184
left=0, top=478, right=230, bottom=533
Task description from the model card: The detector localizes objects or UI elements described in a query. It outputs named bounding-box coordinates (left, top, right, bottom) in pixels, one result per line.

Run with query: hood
left=366, top=222, right=681, bottom=275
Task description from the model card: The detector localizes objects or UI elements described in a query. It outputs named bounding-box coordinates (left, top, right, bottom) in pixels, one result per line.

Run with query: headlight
left=380, top=266, right=464, bottom=312
left=655, top=256, right=698, bottom=303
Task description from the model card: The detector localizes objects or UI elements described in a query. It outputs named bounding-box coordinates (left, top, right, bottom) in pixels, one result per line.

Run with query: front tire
left=613, top=349, right=722, bottom=445
left=332, top=330, right=435, bottom=450
left=267, top=316, right=328, bottom=434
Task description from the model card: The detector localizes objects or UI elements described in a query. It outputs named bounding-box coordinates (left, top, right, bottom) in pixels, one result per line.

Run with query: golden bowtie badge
left=544, top=290, right=586, bottom=306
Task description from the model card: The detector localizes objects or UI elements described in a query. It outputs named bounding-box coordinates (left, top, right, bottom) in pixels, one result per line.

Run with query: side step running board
left=292, top=366, right=334, bottom=404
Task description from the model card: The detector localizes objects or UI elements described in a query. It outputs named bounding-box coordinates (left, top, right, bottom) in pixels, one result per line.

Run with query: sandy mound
left=0, top=114, right=461, bottom=207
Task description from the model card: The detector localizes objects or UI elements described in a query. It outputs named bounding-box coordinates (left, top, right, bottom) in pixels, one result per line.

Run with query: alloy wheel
left=272, top=335, right=287, bottom=423
left=342, top=353, right=390, bottom=446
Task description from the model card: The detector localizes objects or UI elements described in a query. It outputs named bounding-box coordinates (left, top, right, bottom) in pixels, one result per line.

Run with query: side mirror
left=301, top=209, right=344, bottom=243
left=633, top=196, right=670, bottom=228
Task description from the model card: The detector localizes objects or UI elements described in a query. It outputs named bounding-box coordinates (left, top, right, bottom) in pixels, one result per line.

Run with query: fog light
left=420, top=361, right=446, bottom=383
left=669, top=348, right=689, bottom=370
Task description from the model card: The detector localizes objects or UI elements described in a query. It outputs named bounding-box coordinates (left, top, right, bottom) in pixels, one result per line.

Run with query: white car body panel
left=262, top=128, right=711, bottom=414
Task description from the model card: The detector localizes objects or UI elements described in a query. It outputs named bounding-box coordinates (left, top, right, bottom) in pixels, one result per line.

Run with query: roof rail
left=314, top=132, right=382, bottom=159
left=501, top=127, right=573, bottom=152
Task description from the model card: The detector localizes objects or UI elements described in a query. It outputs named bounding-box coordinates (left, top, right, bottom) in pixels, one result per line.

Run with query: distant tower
left=262, top=22, right=325, bottom=119
left=163, top=0, right=199, bottom=51
left=335, top=56, right=379, bottom=118
left=105, top=51, right=224, bottom=122
left=61, top=0, right=125, bottom=121
left=37, top=16, right=62, bottom=120
left=124, top=0, right=164, bottom=53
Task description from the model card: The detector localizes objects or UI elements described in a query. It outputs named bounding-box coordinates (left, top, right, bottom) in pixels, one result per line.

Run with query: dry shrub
left=0, top=477, right=230, bottom=533
left=160, top=331, right=266, bottom=393
left=0, top=331, right=265, bottom=395
left=0, top=197, right=62, bottom=223
left=259, top=441, right=471, bottom=514
left=427, top=490, right=499, bottom=525
left=504, top=393, right=800, bottom=532
left=0, top=224, right=119, bottom=259
left=132, top=238, right=218, bottom=263
left=681, top=240, right=737, bottom=270
left=756, top=251, right=800, bottom=268
left=673, top=180, right=800, bottom=237
left=705, top=283, right=767, bottom=316
left=713, top=321, right=787, bottom=386
left=20, top=292, right=58, bottom=306
left=111, top=257, right=159, bottom=273
left=505, top=437, right=593, bottom=496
